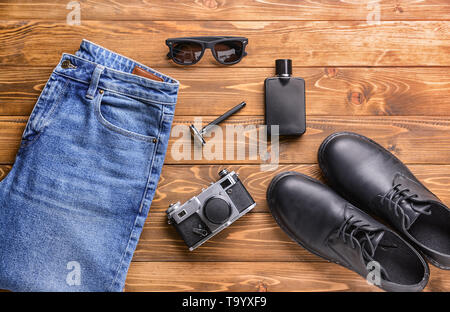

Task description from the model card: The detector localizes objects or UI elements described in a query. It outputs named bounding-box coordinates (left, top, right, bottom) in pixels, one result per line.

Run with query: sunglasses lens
left=214, top=41, right=244, bottom=64
left=172, top=42, right=203, bottom=65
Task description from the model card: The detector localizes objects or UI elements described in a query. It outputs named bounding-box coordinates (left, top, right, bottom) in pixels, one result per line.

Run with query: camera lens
left=204, top=197, right=231, bottom=224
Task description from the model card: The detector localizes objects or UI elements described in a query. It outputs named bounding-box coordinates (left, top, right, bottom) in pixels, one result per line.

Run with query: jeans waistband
left=53, top=39, right=179, bottom=105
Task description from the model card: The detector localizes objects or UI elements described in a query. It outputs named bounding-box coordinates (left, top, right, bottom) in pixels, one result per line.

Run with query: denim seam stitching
left=20, top=73, right=54, bottom=146
left=28, top=73, right=53, bottom=125
left=21, top=79, right=70, bottom=149
left=63, top=51, right=180, bottom=87
left=108, top=109, right=163, bottom=291
left=108, top=219, right=137, bottom=291
left=94, top=92, right=158, bottom=143
left=138, top=110, right=164, bottom=215
left=77, top=40, right=180, bottom=86
left=53, top=71, right=177, bottom=105
left=100, top=87, right=176, bottom=106
left=52, top=71, right=89, bottom=85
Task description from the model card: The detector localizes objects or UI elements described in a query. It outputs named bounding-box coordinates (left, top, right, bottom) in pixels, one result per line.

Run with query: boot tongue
left=357, top=230, right=385, bottom=258
left=343, top=205, right=386, bottom=259
left=393, top=173, right=439, bottom=202
left=359, top=231, right=394, bottom=282
left=370, top=231, right=385, bottom=252
left=399, top=200, right=430, bottom=230
left=392, top=174, right=434, bottom=230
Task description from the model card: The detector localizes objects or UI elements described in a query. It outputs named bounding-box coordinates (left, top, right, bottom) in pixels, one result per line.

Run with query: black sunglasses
left=166, top=36, right=248, bottom=65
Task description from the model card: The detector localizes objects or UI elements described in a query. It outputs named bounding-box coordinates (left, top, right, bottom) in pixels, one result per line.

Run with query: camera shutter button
left=204, top=197, right=231, bottom=224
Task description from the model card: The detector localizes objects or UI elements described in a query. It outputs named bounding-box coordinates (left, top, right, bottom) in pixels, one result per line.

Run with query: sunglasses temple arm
left=202, top=101, right=246, bottom=133
left=166, top=52, right=172, bottom=59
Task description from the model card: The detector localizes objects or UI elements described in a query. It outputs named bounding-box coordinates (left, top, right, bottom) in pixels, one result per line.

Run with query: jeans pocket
left=21, top=73, right=69, bottom=147
left=94, top=90, right=162, bottom=143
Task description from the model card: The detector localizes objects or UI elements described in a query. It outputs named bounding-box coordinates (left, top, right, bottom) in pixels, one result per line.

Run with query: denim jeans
left=0, top=40, right=179, bottom=291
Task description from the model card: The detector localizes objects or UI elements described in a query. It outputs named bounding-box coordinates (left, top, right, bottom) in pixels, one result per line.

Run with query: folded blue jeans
left=0, top=40, right=179, bottom=291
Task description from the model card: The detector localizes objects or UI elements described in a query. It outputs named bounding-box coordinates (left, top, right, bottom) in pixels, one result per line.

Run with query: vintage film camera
left=166, top=169, right=256, bottom=251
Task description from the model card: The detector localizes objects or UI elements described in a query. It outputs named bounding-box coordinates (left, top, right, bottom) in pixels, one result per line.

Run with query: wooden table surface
left=1, top=0, right=450, bottom=292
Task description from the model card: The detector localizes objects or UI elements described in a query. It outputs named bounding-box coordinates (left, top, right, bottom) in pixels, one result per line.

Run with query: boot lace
left=380, top=183, right=431, bottom=228
left=337, top=215, right=390, bottom=279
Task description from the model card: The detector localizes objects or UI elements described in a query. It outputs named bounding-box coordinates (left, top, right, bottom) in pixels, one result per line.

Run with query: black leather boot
left=318, top=132, right=450, bottom=270
left=267, top=172, right=429, bottom=292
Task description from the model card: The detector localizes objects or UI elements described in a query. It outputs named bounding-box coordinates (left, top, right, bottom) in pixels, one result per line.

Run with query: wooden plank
left=135, top=164, right=450, bottom=262
left=142, top=211, right=318, bottom=262
left=2, top=162, right=449, bottom=211
left=0, top=116, right=449, bottom=165
left=1, top=21, right=450, bottom=67
left=150, top=164, right=450, bottom=214
left=0, top=67, right=53, bottom=116
left=2, top=0, right=450, bottom=21
left=2, top=0, right=449, bottom=295
left=0, top=117, right=26, bottom=164
left=2, top=163, right=448, bottom=262
left=165, top=116, right=450, bottom=165
left=138, top=201, right=450, bottom=262
left=0, top=165, right=11, bottom=180
left=137, top=212, right=315, bottom=262
left=124, top=262, right=449, bottom=292
left=3, top=66, right=450, bottom=117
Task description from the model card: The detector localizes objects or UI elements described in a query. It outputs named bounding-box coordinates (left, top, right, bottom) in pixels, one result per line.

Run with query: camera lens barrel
left=204, top=197, right=231, bottom=224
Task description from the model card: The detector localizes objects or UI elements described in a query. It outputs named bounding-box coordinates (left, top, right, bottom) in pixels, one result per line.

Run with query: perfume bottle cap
left=275, top=59, right=292, bottom=76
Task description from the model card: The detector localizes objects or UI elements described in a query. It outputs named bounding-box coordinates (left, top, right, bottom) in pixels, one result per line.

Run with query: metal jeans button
left=61, top=60, right=76, bottom=69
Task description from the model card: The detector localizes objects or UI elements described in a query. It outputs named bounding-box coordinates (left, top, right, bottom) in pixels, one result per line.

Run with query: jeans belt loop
left=86, top=64, right=105, bottom=99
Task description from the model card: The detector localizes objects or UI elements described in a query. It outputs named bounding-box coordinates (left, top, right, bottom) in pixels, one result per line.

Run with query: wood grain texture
left=1, top=163, right=449, bottom=214
left=124, top=262, right=449, bottom=292
left=0, top=117, right=27, bottom=164
left=1, top=21, right=450, bottom=67
left=137, top=206, right=450, bottom=262
left=166, top=116, right=450, bottom=164
left=1, top=162, right=448, bottom=263
left=2, top=66, right=450, bottom=117
left=0, top=116, right=449, bottom=165
left=0, top=165, right=11, bottom=179
left=2, top=0, right=450, bottom=21
left=137, top=212, right=313, bottom=262
left=2, top=0, right=450, bottom=293
left=150, top=164, right=450, bottom=213
left=135, top=164, right=450, bottom=262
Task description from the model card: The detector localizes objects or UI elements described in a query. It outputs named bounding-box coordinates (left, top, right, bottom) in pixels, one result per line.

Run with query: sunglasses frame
left=166, top=36, right=248, bottom=65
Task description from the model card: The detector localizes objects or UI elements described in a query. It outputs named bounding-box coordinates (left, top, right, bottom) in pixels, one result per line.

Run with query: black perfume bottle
left=265, top=59, right=306, bottom=136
